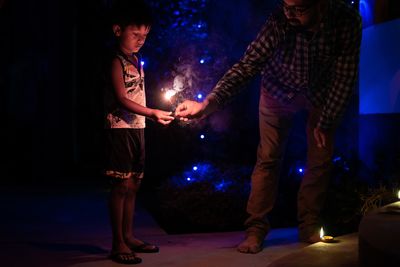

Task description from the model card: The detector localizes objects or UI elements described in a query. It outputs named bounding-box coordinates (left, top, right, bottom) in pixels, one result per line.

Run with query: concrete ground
left=0, top=185, right=359, bottom=267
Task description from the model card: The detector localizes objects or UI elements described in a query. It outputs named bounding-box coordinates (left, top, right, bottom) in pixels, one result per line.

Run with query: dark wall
left=357, top=0, right=400, bottom=183
left=1, top=0, right=78, bottom=182
left=359, top=115, right=400, bottom=183
left=374, top=0, right=400, bottom=24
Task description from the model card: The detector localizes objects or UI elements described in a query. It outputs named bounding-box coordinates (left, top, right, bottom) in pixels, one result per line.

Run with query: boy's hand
left=152, top=110, right=174, bottom=125
left=175, top=100, right=205, bottom=120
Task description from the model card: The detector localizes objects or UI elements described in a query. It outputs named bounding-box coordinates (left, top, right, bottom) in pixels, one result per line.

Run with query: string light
left=215, top=182, right=225, bottom=191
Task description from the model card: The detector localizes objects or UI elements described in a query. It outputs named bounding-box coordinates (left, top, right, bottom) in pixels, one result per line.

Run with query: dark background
left=0, top=0, right=276, bottom=185
left=1, top=0, right=399, bottom=198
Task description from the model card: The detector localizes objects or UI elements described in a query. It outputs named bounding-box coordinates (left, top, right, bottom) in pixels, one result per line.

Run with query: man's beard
left=288, top=19, right=301, bottom=27
left=287, top=18, right=316, bottom=32
left=288, top=19, right=307, bottom=31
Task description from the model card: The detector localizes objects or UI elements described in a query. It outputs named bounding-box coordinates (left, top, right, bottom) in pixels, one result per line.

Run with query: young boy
left=104, top=0, right=174, bottom=264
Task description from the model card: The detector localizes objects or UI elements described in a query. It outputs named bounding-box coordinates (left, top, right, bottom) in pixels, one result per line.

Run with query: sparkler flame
left=164, top=90, right=176, bottom=101
left=162, top=74, right=187, bottom=102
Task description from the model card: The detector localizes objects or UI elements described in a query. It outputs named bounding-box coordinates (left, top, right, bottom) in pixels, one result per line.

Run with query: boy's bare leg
left=123, top=177, right=142, bottom=246
left=123, top=177, right=159, bottom=251
left=109, top=179, right=132, bottom=254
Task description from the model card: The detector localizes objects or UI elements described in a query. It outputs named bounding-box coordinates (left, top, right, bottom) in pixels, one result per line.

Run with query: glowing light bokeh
left=359, top=0, right=373, bottom=28
left=359, top=19, right=400, bottom=114
left=164, top=89, right=177, bottom=101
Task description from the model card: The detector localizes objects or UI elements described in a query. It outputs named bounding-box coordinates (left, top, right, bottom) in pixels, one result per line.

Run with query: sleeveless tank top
left=105, top=51, right=146, bottom=129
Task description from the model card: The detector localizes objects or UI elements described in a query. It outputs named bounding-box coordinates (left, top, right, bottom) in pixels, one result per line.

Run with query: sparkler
left=161, top=73, right=191, bottom=123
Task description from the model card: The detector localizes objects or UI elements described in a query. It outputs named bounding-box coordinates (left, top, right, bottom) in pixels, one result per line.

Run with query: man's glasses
left=280, top=1, right=316, bottom=17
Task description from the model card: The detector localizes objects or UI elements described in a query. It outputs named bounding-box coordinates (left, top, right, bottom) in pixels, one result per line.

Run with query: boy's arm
left=111, top=58, right=174, bottom=124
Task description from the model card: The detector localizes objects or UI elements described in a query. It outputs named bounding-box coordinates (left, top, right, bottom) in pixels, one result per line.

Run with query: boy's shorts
left=104, top=128, right=145, bottom=181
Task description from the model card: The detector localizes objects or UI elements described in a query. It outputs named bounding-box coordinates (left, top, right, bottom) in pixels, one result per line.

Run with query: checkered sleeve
left=318, top=14, right=362, bottom=130
left=207, top=16, right=281, bottom=107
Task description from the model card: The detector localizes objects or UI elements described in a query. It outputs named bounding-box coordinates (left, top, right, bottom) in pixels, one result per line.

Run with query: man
left=175, top=0, right=362, bottom=254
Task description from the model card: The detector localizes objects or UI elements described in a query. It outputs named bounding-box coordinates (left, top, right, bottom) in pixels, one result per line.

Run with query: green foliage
left=152, top=164, right=251, bottom=234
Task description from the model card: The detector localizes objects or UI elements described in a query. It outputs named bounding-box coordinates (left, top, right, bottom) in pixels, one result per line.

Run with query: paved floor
left=0, top=185, right=359, bottom=267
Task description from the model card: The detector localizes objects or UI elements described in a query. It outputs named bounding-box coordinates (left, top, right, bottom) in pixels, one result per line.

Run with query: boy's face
left=114, top=24, right=150, bottom=53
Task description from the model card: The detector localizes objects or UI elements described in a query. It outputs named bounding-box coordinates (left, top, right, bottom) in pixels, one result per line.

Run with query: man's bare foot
left=299, top=231, right=321, bottom=244
left=298, top=226, right=321, bottom=244
left=237, top=234, right=264, bottom=254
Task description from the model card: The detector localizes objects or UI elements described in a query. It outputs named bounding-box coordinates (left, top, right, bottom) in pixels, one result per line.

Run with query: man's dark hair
left=110, top=0, right=153, bottom=29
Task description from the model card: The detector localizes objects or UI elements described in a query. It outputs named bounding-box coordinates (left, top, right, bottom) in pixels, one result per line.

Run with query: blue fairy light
left=140, top=60, right=145, bottom=66
left=298, top=168, right=304, bottom=173
left=197, top=93, right=203, bottom=99
left=193, top=166, right=198, bottom=171
left=333, top=156, right=341, bottom=162
left=215, top=182, right=225, bottom=191
left=200, top=134, right=205, bottom=139
left=186, top=177, right=191, bottom=181
left=199, top=59, right=205, bottom=64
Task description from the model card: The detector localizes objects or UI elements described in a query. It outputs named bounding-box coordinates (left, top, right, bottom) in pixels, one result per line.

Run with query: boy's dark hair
left=110, top=0, right=153, bottom=29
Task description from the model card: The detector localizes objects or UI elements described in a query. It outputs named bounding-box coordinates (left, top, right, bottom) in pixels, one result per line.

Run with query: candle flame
left=320, top=227, right=324, bottom=239
left=398, top=190, right=400, bottom=200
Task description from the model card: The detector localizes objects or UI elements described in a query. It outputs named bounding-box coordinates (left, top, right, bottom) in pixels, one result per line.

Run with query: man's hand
left=175, top=100, right=206, bottom=120
left=151, top=109, right=174, bottom=125
left=313, top=127, right=328, bottom=148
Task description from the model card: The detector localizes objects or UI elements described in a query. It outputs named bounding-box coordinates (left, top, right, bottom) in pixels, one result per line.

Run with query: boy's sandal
left=109, top=252, right=142, bottom=264
left=130, top=241, right=159, bottom=253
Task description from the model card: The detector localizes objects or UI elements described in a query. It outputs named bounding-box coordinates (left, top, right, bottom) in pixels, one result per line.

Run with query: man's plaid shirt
left=208, top=0, right=362, bottom=130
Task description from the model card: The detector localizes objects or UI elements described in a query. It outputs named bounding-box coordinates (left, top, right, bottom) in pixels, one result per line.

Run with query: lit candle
left=320, top=227, right=334, bottom=243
